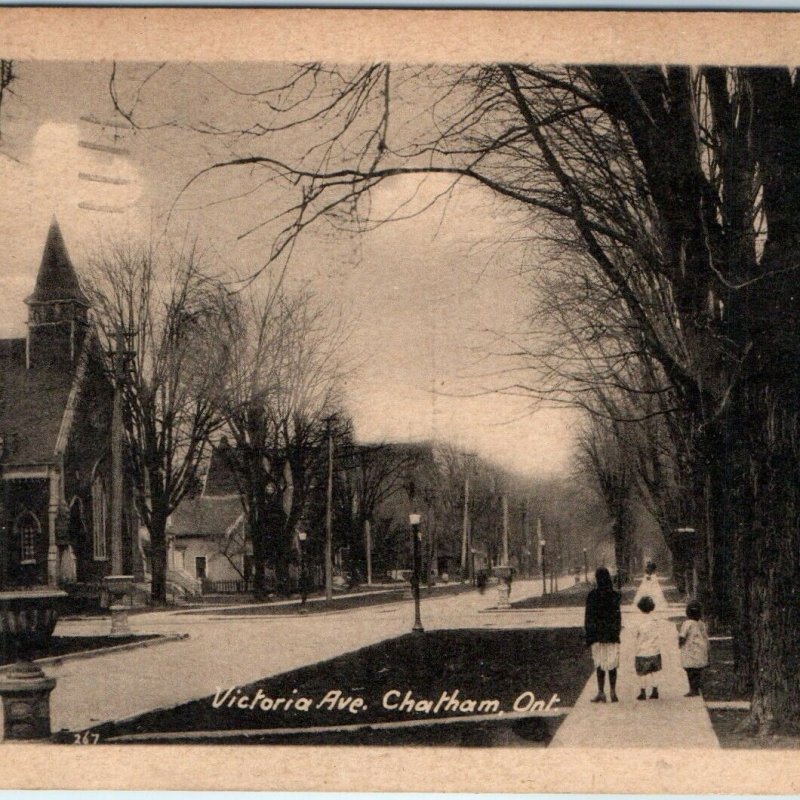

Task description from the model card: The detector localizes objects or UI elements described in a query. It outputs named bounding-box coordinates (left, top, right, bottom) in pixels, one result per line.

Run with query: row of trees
left=104, top=61, right=800, bottom=731
left=339, top=442, right=608, bottom=583
left=86, top=237, right=604, bottom=604
left=85, top=237, right=364, bottom=602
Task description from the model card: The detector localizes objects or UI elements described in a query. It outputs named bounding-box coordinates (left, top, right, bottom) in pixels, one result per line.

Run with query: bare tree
left=108, top=62, right=800, bottom=731
left=575, top=415, right=639, bottom=587
left=87, top=237, right=230, bottom=604
left=333, top=440, right=422, bottom=582
left=216, top=285, right=348, bottom=599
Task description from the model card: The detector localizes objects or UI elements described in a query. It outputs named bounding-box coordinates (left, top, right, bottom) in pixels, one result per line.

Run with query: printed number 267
left=73, top=732, right=100, bottom=744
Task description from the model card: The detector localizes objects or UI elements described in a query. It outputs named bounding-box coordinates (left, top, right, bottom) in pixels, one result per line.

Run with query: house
left=0, top=219, right=139, bottom=595
left=166, top=441, right=250, bottom=592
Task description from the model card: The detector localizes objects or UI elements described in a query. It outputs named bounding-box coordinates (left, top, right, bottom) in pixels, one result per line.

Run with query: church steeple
left=27, top=218, right=90, bottom=307
left=25, top=219, right=90, bottom=369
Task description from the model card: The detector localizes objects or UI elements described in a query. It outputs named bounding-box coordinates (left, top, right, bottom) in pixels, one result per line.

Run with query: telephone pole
left=501, top=494, right=509, bottom=566
left=325, top=415, right=335, bottom=601
left=110, top=327, right=125, bottom=576
left=460, top=456, right=472, bottom=582
left=538, top=517, right=546, bottom=596
left=364, top=517, right=372, bottom=585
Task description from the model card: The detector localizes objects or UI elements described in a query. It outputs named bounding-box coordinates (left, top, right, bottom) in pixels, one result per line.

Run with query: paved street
left=47, top=576, right=571, bottom=733
left=34, top=573, right=718, bottom=749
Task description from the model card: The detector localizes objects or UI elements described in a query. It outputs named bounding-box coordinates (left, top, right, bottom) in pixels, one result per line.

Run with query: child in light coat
left=635, top=595, right=662, bottom=700
left=679, top=601, right=710, bottom=697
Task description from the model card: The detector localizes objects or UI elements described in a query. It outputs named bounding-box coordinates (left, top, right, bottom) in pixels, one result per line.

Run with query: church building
left=0, top=219, right=138, bottom=596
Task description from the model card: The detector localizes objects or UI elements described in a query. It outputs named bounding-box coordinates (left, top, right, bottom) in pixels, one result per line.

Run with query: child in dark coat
left=584, top=567, right=622, bottom=703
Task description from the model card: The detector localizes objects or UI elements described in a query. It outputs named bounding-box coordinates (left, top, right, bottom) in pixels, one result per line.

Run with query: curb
left=706, top=700, right=750, bottom=710
left=103, top=705, right=574, bottom=743
left=0, top=632, right=190, bottom=672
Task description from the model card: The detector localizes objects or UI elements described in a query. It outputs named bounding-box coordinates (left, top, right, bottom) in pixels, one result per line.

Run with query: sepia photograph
left=1, top=7, right=800, bottom=793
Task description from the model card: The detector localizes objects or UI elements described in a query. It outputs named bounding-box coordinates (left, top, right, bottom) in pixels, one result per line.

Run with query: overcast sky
left=0, top=61, right=577, bottom=476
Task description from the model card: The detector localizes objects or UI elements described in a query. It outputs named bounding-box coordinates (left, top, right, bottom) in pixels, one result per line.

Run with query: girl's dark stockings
left=596, top=667, right=618, bottom=701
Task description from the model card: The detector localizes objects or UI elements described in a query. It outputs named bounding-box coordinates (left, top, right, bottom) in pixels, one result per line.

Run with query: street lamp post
left=297, top=530, right=308, bottom=609
left=540, top=539, right=547, bottom=595
left=409, top=513, right=424, bottom=633
left=583, top=547, right=589, bottom=584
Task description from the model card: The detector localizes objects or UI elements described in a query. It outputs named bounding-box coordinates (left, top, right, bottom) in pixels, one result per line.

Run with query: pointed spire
left=26, top=218, right=90, bottom=306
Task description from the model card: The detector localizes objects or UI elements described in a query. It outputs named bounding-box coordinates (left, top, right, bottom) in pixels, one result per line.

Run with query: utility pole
left=364, top=517, right=372, bottom=585
left=501, top=494, right=509, bottom=566
left=110, top=326, right=126, bottom=575
left=522, top=501, right=529, bottom=577
left=538, top=517, right=546, bottom=595
left=460, top=457, right=471, bottom=582
left=325, top=416, right=335, bottom=601
left=105, top=326, right=135, bottom=635
left=409, top=513, right=424, bottom=633
left=428, top=501, right=437, bottom=588
left=554, top=531, right=560, bottom=592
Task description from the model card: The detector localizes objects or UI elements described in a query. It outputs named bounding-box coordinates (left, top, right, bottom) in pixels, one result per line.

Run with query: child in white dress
left=635, top=595, right=662, bottom=700
left=679, top=601, right=710, bottom=696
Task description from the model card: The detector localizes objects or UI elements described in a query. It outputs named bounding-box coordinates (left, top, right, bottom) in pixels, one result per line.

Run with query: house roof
left=0, top=338, right=76, bottom=466
left=26, top=218, right=90, bottom=307
left=168, top=496, right=244, bottom=538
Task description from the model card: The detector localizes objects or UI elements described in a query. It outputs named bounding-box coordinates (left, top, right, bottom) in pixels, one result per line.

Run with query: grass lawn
left=0, top=634, right=159, bottom=665
left=60, top=627, right=592, bottom=746
left=659, top=582, right=687, bottom=605
left=180, top=581, right=477, bottom=617
left=703, top=637, right=800, bottom=748
left=188, top=582, right=402, bottom=607
left=703, top=637, right=748, bottom=703
left=511, top=582, right=636, bottom=609
left=709, top=710, right=800, bottom=749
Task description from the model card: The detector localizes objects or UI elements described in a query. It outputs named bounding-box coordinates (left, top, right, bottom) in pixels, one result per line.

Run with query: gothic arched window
left=92, top=470, right=108, bottom=561
left=15, top=511, right=40, bottom=565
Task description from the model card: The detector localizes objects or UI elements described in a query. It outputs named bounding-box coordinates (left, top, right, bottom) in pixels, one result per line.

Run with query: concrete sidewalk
left=550, top=576, right=719, bottom=748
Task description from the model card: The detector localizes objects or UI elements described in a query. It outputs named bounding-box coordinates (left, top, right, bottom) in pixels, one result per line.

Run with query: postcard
left=0, top=7, right=799, bottom=794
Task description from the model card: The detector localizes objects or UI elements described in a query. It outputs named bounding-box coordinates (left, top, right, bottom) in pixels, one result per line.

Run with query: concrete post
left=493, top=565, right=513, bottom=609
left=496, top=580, right=511, bottom=609
left=103, top=575, right=134, bottom=636
left=0, top=661, right=56, bottom=741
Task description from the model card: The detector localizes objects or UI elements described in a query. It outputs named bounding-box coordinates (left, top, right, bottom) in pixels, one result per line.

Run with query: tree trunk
left=149, top=507, right=169, bottom=606
left=612, top=502, right=635, bottom=587
left=742, top=399, right=800, bottom=733
left=246, top=499, right=269, bottom=601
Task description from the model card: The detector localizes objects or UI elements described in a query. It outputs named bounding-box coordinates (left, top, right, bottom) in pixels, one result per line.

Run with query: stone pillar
left=496, top=580, right=511, bottom=609
left=109, top=602, right=132, bottom=635
left=103, top=575, right=134, bottom=636
left=492, top=565, right=513, bottom=610
left=0, top=661, right=56, bottom=741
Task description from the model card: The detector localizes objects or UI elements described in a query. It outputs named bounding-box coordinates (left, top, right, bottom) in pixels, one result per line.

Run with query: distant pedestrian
left=679, top=601, right=709, bottom=697
left=635, top=595, right=662, bottom=700
left=584, top=566, right=622, bottom=703
left=288, top=561, right=299, bottom=595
